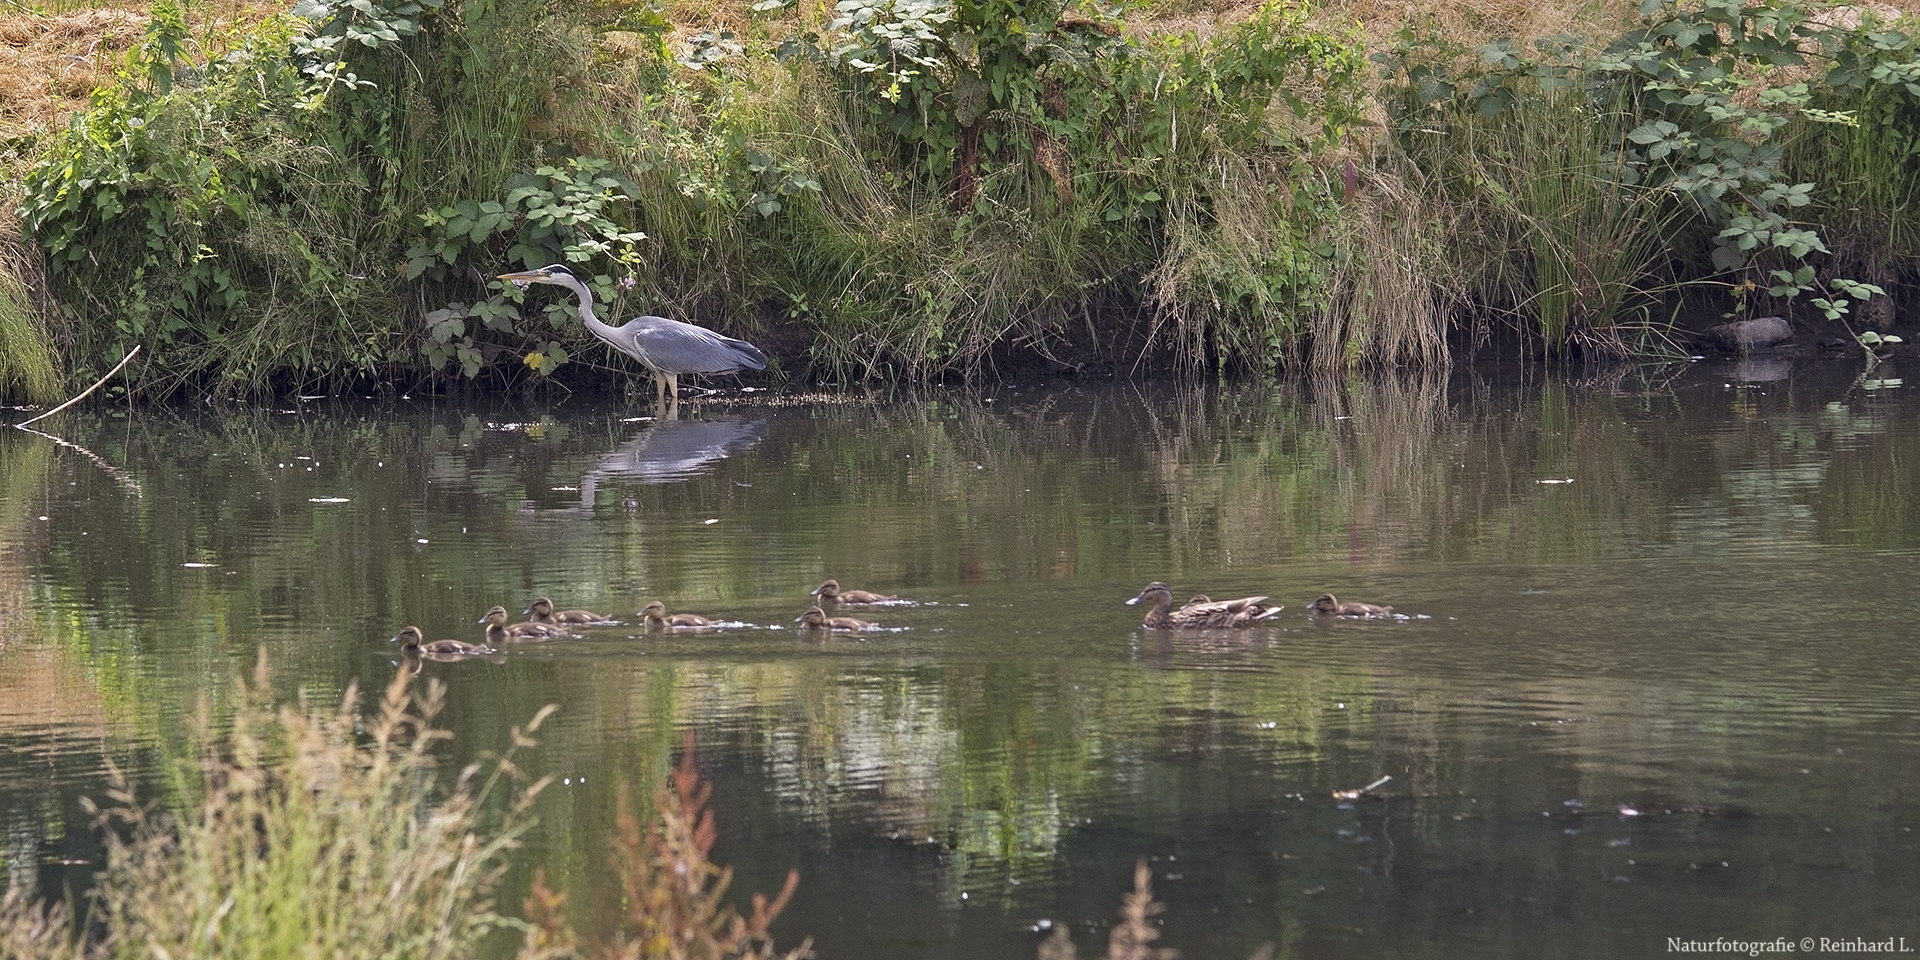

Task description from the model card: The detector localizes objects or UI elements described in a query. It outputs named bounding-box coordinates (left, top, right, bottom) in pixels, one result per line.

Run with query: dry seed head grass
left=521, top=732, right=808, bottom=960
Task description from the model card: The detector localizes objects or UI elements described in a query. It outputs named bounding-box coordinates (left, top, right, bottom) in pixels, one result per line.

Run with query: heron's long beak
left=497, top=269, right=547, bottom=289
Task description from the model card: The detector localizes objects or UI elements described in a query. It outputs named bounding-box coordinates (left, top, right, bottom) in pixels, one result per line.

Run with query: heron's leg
left=665, top=372, right=679, bottom=405
left=654, top=372, right=667, bottom=409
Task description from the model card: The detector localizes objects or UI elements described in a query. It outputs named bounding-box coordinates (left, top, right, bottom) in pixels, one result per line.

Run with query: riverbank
left=4, top=0, right=1919, bottom=403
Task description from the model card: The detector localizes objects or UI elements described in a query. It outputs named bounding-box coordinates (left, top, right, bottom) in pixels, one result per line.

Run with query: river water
left=2, top=362, right=1917, bottom=958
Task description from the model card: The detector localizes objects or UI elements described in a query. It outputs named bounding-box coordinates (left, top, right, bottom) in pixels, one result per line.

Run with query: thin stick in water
left=14, top=346, right=140, bottom=428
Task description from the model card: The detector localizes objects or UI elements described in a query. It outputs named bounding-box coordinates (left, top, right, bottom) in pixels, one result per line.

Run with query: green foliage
left=753, top=0, right=1366, bottom=376
left=14, top=7, right=391, bottom=396
left=1378, top=0, right=1915, bottom=355
left=1782, top=13, right=1920, bottom=304
left=12, top=0, right=576, bottom=397
left=402, top=158, right=650, bottom=378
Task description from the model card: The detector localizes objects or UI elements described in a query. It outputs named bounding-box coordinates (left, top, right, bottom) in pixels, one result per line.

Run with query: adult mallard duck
left=1306, top=594, right=1394, bottom=618
left=479, top=605, right=565, bottom=643
left=524, top=596, right=613, bottom=625
left=794, top=605, right=875, bottom=632
left=810, top=579, right=897, bottom=606
left=640, top=600, right=712, bottom=628
left=391, top=626, right=495, bottom=657
left=1126, top=581, right=1283, bottom=629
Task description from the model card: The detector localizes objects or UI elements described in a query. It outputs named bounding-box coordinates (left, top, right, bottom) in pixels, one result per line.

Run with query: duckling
left=1127, top=581, right=1283, bottom=629
left=1307, top=594, right=1394, bottom=618
left=794, top=605, right=875, bottom=632
left=391, top=626, right=496, bottom=657
left=810, top=579, right=897, bottom=606
left=640, top=600, right=712, bottom=628
left=478, top=605, right=564, bottom=643
left=524, top=596, right=613, bottom=625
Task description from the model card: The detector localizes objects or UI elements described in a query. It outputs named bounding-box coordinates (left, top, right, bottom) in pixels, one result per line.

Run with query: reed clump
left=0, top=232, right=65, bottom=406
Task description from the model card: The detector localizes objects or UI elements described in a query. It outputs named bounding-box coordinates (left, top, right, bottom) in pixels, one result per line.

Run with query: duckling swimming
left=810, top=579, right=897, bottom=606
left=1127, top=581, right=1283, bottom=629
left=640, top=600, right=712, bottom=628
left=524, top=596, right=613, bottom=625
left=479, top=605, right=565, bottom=642
left=795, top=605, right=875, bottom=632
left=1307, top=594, right=1394, bottom=618
left=391, top=626, right=496, bottom=657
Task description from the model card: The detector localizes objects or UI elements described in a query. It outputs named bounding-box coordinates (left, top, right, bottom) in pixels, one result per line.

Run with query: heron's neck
left=561, top=274, right=620, bottom=341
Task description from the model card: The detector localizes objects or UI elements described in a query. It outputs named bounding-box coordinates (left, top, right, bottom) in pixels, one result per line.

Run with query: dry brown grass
left=0, top=8, right=146, bottom=141
left=0, top=0, right=290, bottom=150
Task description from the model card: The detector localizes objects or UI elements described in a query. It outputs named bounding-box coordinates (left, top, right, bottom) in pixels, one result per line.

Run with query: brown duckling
left=795, top=605, right=875, bottom=632
left=524, top=596, right=613, bottom=625
left=810, top=578, right=897, bottom=606
left=479, top=605, right=565, bottom=642
left=1127, top=581, right=1283, bottom=629
left=391, top=626, right=496, bottom=657
left=1307, top=594, right=1394, bottom=618
left=640, top=600, right=712, bottom=628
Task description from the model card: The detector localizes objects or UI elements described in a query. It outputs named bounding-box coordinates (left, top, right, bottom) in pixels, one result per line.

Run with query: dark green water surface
left=3, top=364, right=1918, bottom=958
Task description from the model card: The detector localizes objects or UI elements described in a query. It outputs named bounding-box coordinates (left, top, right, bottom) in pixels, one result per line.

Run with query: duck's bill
left=1125, top=595, right=1143, bottom=605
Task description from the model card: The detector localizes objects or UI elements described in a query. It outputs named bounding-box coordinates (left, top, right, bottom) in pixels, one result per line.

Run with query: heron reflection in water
left=573, top=417, right=769, bottom=511
left=497, top=264, right=767, bottom=409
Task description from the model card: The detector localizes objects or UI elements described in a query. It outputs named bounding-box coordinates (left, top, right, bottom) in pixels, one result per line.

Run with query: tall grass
left=1316, top=156, right=1458, bottom=368
left=1393, top=87, right=1686, bottom=356
left=0, top=652, right=552, bottom=960
left=1784, top=89, right=1920, bottom=330
left=0, top=237, right=66, bottom=405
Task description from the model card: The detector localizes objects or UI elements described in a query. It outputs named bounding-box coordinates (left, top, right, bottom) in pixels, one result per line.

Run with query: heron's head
left=497, top=264, right=576, bottom=290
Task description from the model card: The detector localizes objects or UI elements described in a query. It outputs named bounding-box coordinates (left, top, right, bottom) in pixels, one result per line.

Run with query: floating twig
left=1332, top=775, right=1393, bottom=800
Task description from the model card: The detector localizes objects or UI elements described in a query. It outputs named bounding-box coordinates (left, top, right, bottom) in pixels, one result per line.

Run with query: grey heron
left=498, top=264, right=768, bottom=406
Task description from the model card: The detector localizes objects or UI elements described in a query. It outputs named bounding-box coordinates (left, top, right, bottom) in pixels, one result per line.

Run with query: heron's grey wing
left=621, top=316, right=768, bottom=373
